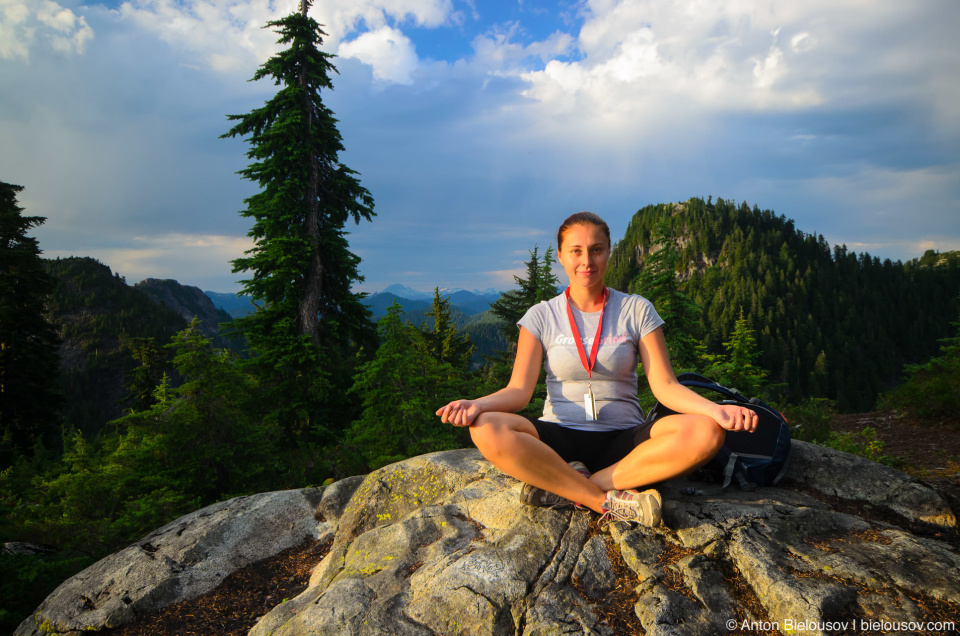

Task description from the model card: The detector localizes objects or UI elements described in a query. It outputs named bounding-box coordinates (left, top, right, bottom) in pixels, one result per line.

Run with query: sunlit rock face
left=17, top=443, right=960, bottom=636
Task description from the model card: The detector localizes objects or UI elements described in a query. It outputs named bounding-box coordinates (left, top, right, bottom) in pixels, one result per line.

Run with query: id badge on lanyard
left=584, top=387, right=597, bottom=420
left=565, top=286, right=607, bottom=421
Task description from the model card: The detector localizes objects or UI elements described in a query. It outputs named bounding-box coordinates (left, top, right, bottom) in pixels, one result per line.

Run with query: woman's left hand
left=711, top=403, right=759, bottom=432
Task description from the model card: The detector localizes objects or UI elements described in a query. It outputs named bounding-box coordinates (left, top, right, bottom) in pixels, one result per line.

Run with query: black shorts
left=531, top=419, right=656, bottom=474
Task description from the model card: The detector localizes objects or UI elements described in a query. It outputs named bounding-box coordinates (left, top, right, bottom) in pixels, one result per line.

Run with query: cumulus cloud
left=323, top=0, right=453, bottom=34
left=116, top=0, right=295, bottom=73
left=3, top=0, right=958, bottom=292
left=0, top=0, right=93, bottom=60
left=513, top=0, right=958, bottom=135
left=518, top=0, right=821, bottom=125
left=468, top=21, right=574, bottom=75
left=338, top=26, right=418, bottom=84
left=115, top=0, right=456, bottom=74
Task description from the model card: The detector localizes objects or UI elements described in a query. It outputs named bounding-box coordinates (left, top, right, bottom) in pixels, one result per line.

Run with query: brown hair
left=557, top=212, right=611, bottom=251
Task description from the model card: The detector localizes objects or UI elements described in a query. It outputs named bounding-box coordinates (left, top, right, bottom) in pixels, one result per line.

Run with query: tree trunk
left=298, top=0, right=322, bottom=347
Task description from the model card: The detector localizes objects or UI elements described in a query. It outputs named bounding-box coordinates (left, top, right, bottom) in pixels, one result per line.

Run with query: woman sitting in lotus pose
left=436, top=212, right=757, bottom=526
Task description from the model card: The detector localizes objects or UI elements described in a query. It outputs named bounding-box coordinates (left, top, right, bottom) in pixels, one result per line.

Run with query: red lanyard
left=564, top=286, right=607, bottom=380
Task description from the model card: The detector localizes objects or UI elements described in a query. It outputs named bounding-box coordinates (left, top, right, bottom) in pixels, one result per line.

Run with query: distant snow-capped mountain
left=379, top=283, right=502, bottom=300
left=203, top=284, right=504, bottom=320
left=365, top=285, right=502, bottom=318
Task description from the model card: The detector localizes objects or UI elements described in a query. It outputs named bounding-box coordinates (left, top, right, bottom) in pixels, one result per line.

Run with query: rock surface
left=15, top=488, right=332, bottom=636
left=18, top=441, right=960, bottom=636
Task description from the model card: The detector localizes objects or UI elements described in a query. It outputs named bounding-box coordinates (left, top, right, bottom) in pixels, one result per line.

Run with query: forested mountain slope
left=42, top=258, right=190, bottom=437
left=363, top=291, right=508, bottom=363
left=135, top=278, right=240, bottom=352
left=605, top=198, right=960, bottom=411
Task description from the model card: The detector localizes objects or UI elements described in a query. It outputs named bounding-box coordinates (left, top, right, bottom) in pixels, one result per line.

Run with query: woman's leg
left=589, top=414, right=725, bottom=492
left=469, top=412, right=607, bottom=513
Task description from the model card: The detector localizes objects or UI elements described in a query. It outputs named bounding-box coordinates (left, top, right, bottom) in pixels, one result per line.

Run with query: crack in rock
left=18, top=445, right=960, bottom=636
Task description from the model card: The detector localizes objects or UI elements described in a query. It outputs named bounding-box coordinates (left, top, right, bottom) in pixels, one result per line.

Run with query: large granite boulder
left=15, top=486, right=343, bottom=636
left=17, top=441, right=960, bottom=636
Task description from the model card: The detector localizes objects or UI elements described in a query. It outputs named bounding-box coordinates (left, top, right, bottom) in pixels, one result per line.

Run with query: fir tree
left=537, top=245, right=559, bottom=303
left=347, top=302, right=464, bottom=469
left=484, top=245, right=559, bottom=415
left=423, top=287, right=475, bottom=369
left=880, top=295, right=960, bottom=420
left=0, top=181, right=63, bottom=465
left=121, top=337, right=167, bottom=413
left=221, top=1, right=375, bottom=440
left=489, top=245, right=560, bottom=343
left=700, top=308, right=768, bottom=397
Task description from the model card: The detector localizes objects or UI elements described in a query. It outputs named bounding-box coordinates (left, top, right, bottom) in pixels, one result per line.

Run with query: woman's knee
left=697, top=417, right=726, bottom=459
left=679, top=416, right=725, bottom=462
left=469, top=413, right=531, bottom=457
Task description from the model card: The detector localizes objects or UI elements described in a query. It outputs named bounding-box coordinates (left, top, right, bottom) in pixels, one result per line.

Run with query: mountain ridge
left=202, top=286, right=502, bottom=321
left=605, top=198, right=960, bottom=410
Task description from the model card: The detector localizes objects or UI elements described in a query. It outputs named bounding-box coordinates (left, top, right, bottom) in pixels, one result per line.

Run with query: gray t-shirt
left=518, top=289, right=664, bottom=431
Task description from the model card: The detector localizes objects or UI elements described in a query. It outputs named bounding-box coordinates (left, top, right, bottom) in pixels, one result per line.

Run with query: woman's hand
left=436, top=400, right=482, bottom=428
left=435, top=327, right=544, bottom=428
left=711, top=403, right=758, bottom=432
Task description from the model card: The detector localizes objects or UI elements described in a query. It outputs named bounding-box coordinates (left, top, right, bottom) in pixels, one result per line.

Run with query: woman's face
left=558, top=223, right=610, bottom=289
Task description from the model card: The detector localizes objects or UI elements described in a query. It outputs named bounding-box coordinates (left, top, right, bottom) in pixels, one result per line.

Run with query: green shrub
left=0, top=551, right=95, bottom=634
left=820, top=427, right=903, bottom=468
left=880, top=307, right=960, bottom=424
left=783, top=398, right=834, bottom=443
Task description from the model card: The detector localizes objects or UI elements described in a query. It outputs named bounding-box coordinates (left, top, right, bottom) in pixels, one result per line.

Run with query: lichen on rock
left=18, top=443, right=960, bottom=636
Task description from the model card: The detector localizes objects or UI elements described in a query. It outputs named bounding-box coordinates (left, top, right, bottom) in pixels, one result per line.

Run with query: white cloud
left=513, top=0, right=958, bottom=135
left=469, top=22, right=574, bottom=74
left=484, top=267, right=528, bottom=288
left=117, top=0, right=294, bottom=73
left=338, top=25, right=418, bottom=84
left=752, top=43, right=784, bottom=89
left=115, top=0, right=456, bottom=74
left=324, top=0, right=453, bottom=33
left=0, top=0, right=93, bottom=60
left=790, top=31, right=814, bottom=53
left=519, top=0, right=822, bottom=124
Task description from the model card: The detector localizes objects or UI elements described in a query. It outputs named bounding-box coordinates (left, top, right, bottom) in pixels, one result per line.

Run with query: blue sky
left=2, top=0, right=958, bottom=294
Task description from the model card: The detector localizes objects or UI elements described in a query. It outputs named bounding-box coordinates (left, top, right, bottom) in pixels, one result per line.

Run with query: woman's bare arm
left=436, top=326, right=544, bottom=427
left=639, top=327, right=757, bottom=432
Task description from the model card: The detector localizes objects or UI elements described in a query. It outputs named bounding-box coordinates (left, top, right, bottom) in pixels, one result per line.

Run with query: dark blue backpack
left=645, top=372, right=792, bottom=492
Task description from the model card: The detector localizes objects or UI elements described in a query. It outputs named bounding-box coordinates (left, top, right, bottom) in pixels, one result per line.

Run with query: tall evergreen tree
left=422, top=287, right=475, bottom=369
left=699, top=308, right=768, bottom=397
left=121, top=337, right=167, bottom=413
left=483, top=245, right=559, bottom=414
left=222, top=1, right=375, bottom=440
left=536, top=245, right=559, bottom=303
left=489, top=245, right=560, bottom=343
left=0, top=181, right=63, bottom=465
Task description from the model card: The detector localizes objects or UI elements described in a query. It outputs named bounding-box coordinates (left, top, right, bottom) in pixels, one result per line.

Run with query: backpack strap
left=682, top=453, right=741, bottom=496
left=770, top=443, right=793, bottom=485
left=675, top=373, right=748, bottom=403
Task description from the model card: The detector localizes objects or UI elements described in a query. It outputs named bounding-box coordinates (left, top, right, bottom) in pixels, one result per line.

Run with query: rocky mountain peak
left=134, top=278, right=231, bottom=345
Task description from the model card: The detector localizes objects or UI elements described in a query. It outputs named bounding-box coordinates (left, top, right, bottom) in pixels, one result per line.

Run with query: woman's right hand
left=436, top=400, right=481, bottom=428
